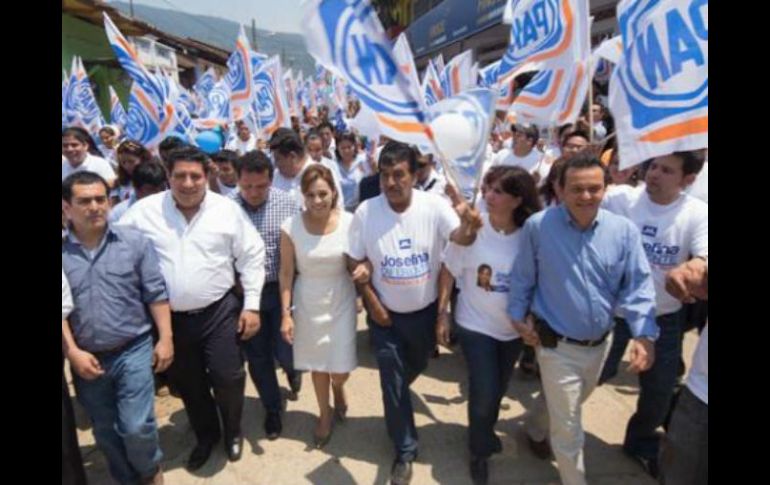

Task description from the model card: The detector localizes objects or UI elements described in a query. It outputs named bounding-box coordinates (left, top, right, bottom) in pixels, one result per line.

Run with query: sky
left=108, top=0, right=304, bottom=34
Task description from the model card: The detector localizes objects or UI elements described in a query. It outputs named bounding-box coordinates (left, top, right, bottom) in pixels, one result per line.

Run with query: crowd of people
left=62, top=99, right=708, bottom=485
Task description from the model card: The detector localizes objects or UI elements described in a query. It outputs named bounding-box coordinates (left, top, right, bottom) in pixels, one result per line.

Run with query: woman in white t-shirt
left=334, top=132, right=368, bottom=212
left=111, top=139, right=152, bottom=205
left=98, top=125, right=122, bottom=170
left=279, top=164, right=358, bottom=449
left=437, top=166, right=542, bottom=482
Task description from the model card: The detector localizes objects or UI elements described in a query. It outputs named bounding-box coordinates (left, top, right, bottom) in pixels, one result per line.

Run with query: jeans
left=243, top=282, right=295, bottom=413
left=370, top=301, right=437, bottom=462
left=659, top=387, right=708, bottom=485
left=618, top=312, right=683, bottom=462
left=458, top=326, right=523, bottom=458
left=73, top=333, right=161, bottom=485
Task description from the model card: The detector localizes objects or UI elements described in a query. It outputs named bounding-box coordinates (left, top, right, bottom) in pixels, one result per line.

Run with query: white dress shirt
left=118, top=190, right=266, bottom=312
left=225, top=134, right=258, bottom=156
left=272, top=157, right=346, bottom=210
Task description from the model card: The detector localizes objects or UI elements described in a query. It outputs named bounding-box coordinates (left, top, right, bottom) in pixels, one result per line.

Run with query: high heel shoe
left=313, top=429, right=332, bottom=449
left=313, top=410, right=333, bottom=449
left=334, top=405, right=348, bottom=423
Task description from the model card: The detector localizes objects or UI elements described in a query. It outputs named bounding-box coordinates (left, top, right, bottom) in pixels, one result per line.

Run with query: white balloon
left=429, top=113, right=475, bottom=159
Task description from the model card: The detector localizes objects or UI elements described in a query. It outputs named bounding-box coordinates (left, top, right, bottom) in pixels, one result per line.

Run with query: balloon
left=195, top=130, right=223, bottom=154
left=429, top=113, right=475, bottom=159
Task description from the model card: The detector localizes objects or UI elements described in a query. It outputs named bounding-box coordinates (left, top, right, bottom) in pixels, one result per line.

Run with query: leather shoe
left=390, top=459, right=413, bottom=485
left=225, top=436, right=243, bottom=462
left=186, top=441, right=216, bottom=471
left=492, top=435, right=503, bottom=454
left=527, top=435, right=552, bottom=460
left=470, top=457, right=488, bottom=485
left=265, top=411, right=282, bottom=440
left=287, top=371, right=302, bottom=401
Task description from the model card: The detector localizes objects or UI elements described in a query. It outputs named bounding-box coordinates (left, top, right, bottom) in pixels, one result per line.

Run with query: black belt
left=173, top=289, right=234, bottom=317
left=552, top=328, right=610, bottom=347
left=91, top=332, right=150, bottom=358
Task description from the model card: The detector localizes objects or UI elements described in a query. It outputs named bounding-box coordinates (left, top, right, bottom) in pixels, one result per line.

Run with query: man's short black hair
left=269, top=127, right=305, bottom=156
left=317, top=120, right=335, bottom=133
left=237, top=150, right=274, bottom=180
left=378, top=141, right=418, bottom=174
left=512, top=123, right=540, bottom=145
left=159, top=136, right=188, bottom=155
left=131, top=161, right=167, bottom=190
left=62, top=171, right=110, bottom=203
left=558, top=152, right=608, bottom=188
left=672, top=151, right=706, bottom=177
left=212, top=149, right=239, bottom=166
left=164, top=146, right=211, bottom=174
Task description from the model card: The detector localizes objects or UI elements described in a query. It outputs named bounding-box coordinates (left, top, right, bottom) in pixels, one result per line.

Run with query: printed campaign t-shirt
left=443, top=213, right=522, bottom=341
left=347, top=190, right=460, bottom=313
left=603, top=185, right=708, bottom=315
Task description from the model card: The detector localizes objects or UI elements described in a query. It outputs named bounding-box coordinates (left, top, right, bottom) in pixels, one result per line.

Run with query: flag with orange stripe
left=609, top=0, right=708, bottom=168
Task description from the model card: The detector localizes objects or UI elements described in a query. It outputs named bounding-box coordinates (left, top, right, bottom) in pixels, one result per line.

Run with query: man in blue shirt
left=62, top=172, right=172, bottom=485
left=507, top=153, right=658, bottom=485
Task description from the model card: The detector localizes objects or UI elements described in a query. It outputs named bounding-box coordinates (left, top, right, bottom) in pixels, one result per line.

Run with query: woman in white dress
left=279, top=164, right=359, bottom=448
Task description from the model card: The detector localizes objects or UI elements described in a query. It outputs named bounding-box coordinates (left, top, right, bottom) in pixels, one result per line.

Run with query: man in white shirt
left=659, top=257, right=708, bottom=485
left=62, top=127, right=116, bottom=186
left=225, top=120, right=258, bottom=156
left=599, top=151, right=708, bottom=477
left=414, top=152, right=448, bottom=200
left=118, top=146, right=266, bottom=471
left=492, top=123, right=544, bottom=174
left=268, top=128, right=345, bottom=209
left=347, top=142, right=481, bottom=485
left=211, top=150, right=241, bottom=197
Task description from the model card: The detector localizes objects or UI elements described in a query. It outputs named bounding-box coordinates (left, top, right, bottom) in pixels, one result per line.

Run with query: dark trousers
left=167, top=291, right=246, bottom=445
left=370, top=301, right=437, bottom=462
left=243, top=282, right=295, bottom=413
left=62, top=357, right=87, bottom=485
left=659, top=387, right=708, bottom=485
left=602, top=312, right=683, bottom=461
left=458, top=326, right=523, bottom=458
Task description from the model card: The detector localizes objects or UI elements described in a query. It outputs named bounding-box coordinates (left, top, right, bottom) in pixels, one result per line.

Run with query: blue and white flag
left=392, top=32, right=424, bottom=109
left=421, top=59, right=445, bottom=107
left=301, top=0, right=433, bottom=146
left=226, top=25, right=255, bottom=121
left=125, top=82, right=166, bottom=149
left=498, top=0, right=590, bottom=86
left=426, top=88, right=498, bottom=198
left=441, top=50, right=477, bottom=98
left=109, top=85, right=128, bottom=130
left=252, top=55, right=291, bottom=138
left=610, top=0, right=708, bottom=168
left=72, top=57, right=106, bottom=136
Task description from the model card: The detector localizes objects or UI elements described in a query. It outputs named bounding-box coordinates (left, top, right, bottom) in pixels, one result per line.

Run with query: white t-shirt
left=225, top=135, right=257, bottom=155
left=685, top=161, right=708, bottom=204
left=443, top=213, right=522, bottom=341
left=492, top=148, right=543, bottom=173
left=347, top=190, right=460, bottom=313
left=62, top=154, right=116, bottom=182
left=602, top=185, right=708, bottom=315
left=215, top=179, right=240, bottom=198
left=415, top=170, right=449, bottom=201
left=686, top=322, right=708, bottom=404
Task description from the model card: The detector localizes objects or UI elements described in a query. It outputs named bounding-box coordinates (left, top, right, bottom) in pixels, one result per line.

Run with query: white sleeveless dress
left=281, top=211, right=357, bottom=372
